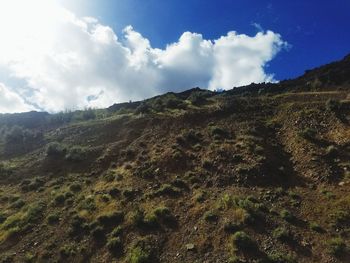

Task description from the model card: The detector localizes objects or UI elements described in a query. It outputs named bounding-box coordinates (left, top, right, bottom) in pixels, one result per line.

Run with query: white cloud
left=0, top=83, right=35, bottom=113
left=0, top=0, right=287, bottom=113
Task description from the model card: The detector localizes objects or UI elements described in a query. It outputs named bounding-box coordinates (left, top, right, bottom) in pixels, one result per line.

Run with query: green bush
left=107, top=237, right=123, bottom=255
left=65, top=146, right=87, bottom=161
left=325, top=145, right=338, bottom=158
left=10, top=199, right=25, bottom=209
left=152, top=207, right=176, bottom=227
left=53, top=194, right=66, bottom=205
left=47, top=213, right=60, bottom=225
left=327, top=237, right=347, bottom=256
left=69, top=183, right=82, bottom=192
left=298, top=128, right=317, bottom=140
left=272, top=227, right=291, bottom=241
left=110, top=226, right=123, bottom=237
left=135, top=103, right=151, bottom=114
left=204, top=211, right=219, bottom=222
left=231, top=231, right=256, bottom=251
left=280, top=209, right=296, bottom=222
left=91, top=226, right=105, bottom=240
left=59, top=244, right=76, bottom=258
left=97, top=211, right=124, bottom=227
left=46, top=142, right=66, bottom=157
left=69, top=214, right=88, bottom=236
left=155, top=184, right=181, bottom=197
left=128, top=246, right=152, bottom=263
left=267, top=251, right=297, bottom=263
left=326, top=99, right=341, bottom=112
left=210, top=126, right=229, bottom=139
left=309, top=222, right=323, bottom=232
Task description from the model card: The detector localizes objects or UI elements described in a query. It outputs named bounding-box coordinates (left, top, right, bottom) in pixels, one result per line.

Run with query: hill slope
left=0, top=55, right=349, bottom=263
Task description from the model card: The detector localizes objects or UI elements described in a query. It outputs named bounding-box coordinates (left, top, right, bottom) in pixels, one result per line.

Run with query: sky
left=0, top=0, right=349, bottom=113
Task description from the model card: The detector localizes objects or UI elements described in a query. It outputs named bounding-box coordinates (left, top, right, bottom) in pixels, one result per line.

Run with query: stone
left=186, top=243, right=195, bottom=251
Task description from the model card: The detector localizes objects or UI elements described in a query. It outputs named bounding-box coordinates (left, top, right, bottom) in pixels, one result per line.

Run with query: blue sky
left=63, top=0, right=350, bottom=80
left=0, top=0, right=349, bottom=113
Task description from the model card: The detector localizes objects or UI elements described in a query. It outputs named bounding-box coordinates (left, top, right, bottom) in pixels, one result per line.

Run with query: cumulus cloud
left=0, top=1, right=287, bottom=113
left=0, top=83, right=35, bottom=113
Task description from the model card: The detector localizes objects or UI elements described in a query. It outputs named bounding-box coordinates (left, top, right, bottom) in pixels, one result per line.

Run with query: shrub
left=153, top=207, right=176, bottom=227
left=231, top=231, right=256, bottom=252
left=330, top=210, right=349, bottom=228
left=128, top=246, right=152, bottom=263
left=187, top=91, right=209, bottom=106
left=97, top=211, right=124, bottom=227
left=203, top=210, right=219, bottom=222
left=110, top=226, right=123, bottom=237
left=24, top=252, right=36, bottom=263
left=10, top=199, right=25, bottom=209
left=220, top=194, right=237, bottom=210
left=280, top=209, right=295, bottom=222
left=53, top=194, right=66, bottom=205
left=107, top=237, right=123, bottom=255
left=155, top=184, right=181, bottom=197
left=202, top=160, right=213, bottom=170
left=267, top=251, right=297, bottom=263
left=223, top=221, right=241, bottom=234
left=325, top=145, right=338, bottom=158
left=47, top=213, right=60, bottom=225
left=326, top=99, right=341, bottom=112
left=309, top=222, right=323, bottom=232
left=227, top=256, right=241, bottom=263
left=65, top=146, right=87, bottom=161
left=69, top=214, right=88, bottom=236
left=108, top=187, right=120, bottom=197
left=143, top=214, right=158, bottom=228
left=327, top=237, right=347, bottom=256
left=69, top=183, right=82, bottom=192
left=46, top=142, right=66, bottom=157
left=79, top=196, right=96, bottom=211
left=0, top=213, right=7, bottom=224
left=135, top=103, right=151, bottom=114
left=123, top=188, right=138, bottom=200
left=81, top=108, right=96, bottom=120
left=59, top=244, right=76, bottom=258
left=298, top=128, right=317, bottom=140
left=91, top=226, right=105, bottom=240
left=272, top=227, right=291, bottom=242
left=0, top=163, right=13, bottom=179
left=232, top=208, right=251, bottom=226
left=165, top=98, right=185, bottom=109
left=131, top=209, right=145, bottom=228
left=210, top=126, right=229, bottom=139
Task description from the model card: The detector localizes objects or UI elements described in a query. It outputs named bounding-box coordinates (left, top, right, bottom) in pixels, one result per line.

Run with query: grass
left=0, top=202, right=45, bottom=243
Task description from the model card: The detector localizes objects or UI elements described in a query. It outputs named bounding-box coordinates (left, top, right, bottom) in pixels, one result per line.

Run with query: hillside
left=0, top=55, right=349, bottom=263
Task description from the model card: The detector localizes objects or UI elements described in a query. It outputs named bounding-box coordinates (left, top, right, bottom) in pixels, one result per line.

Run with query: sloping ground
left=0, top=87, right=349, bottom=263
